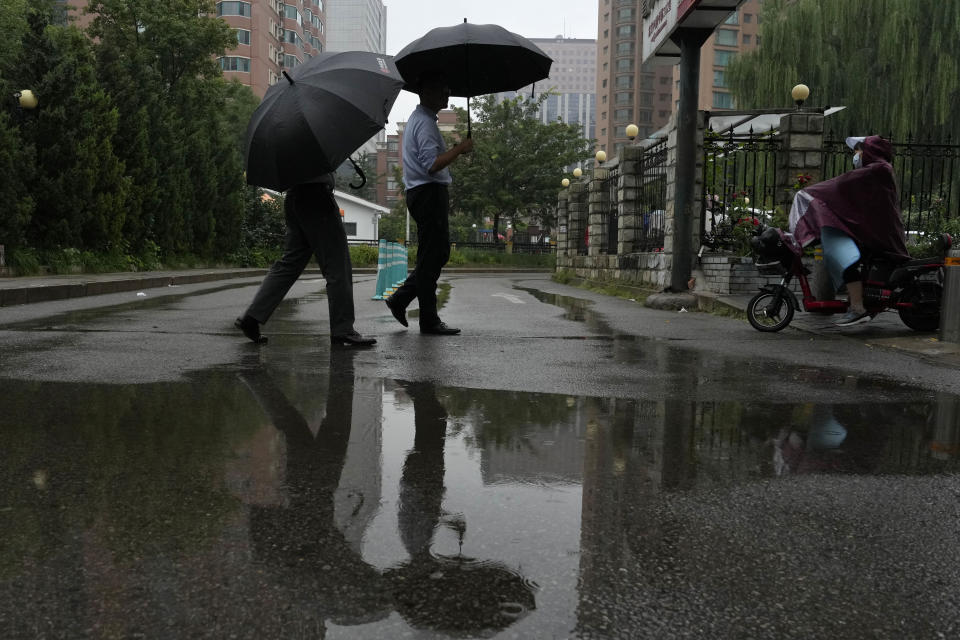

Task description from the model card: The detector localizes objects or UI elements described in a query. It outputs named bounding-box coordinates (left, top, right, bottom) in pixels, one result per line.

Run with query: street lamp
left=561, top=178, right=570, bottom=187
left=14, top=90, right=38, bottom=110
left=791, top=83, right=810, bottom=110
left=625, top=123, right=639, bottom=140
left=573, top=167, right=582, bottom=178
left=595, top=150, right=606, bottom=163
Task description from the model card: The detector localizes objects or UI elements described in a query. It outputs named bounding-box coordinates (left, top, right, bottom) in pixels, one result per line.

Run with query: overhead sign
left=642, top=0, right=748, bottom=64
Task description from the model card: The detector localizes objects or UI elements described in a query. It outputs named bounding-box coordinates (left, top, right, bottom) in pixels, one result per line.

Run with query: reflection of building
left=493, top=37, right=597, bottom=143
left=478, top=416, right=587, bottom=485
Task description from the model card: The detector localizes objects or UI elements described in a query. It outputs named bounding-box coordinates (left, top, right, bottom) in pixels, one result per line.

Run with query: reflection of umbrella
left=395, top=21, right=552, bottom=135
left=244, top=51, right=404, bottom=191
left=385, top=554, right=538, bottom=637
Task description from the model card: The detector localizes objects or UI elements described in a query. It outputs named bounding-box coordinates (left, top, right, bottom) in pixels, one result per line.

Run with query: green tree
left=17, top=1, right=130, bottom=251
left=449, top=94, right=593, bottom=240
left=727, top=0, right=960, bottom=142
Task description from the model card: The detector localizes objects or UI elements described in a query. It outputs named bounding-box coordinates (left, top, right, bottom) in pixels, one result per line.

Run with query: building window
left=602, top=95, right=607, bottom=104
left=659, top=93, right=670, bottom=101
left=660, top=76, right=670, bottom=85
left=712, top=91, right=735, bottom=109
left=283, top=4, right=303, bottom=26
left=724, top=11, right=738, bottom=24
left=616, top=42, right=634, bottom=56
left=236, top=29, right=250, bottom=45
left=744, top=13, right=753, bottom=23
left=283, top=54, right=301, bottom=68
left=715, top=29, right=738, bottom=46
left=743, top=33, right=751, bottom=45
left=714, top=50, right=737, bottom=67
left=219, top=56, right=250, bottom=72
left=343, top=222, right=357, bottom=236
left=756, top=36, right=762, bottom=45
left=216, top=1, right=251, bottom=17
left=604, top=29, right=609, bottom=39
left=615, top=75, right=633, bottom=89
left=616, top=24, right=634, bottom=37
left=618, top=7, right=634, bottom=21
left=602, top=79, right=607, bottom=87
left=615, top=91, right=632, bottom=105
left=713, top=70, right=727, bottom=87
left=601, top=127, right=607, bottom=136
left=614, top=108, right=632, bottom=122
left=284, top=29, right=305, bottom=49
left=616, top=58, right=633, bottom=72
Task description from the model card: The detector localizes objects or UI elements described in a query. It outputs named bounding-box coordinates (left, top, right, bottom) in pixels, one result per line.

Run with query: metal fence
left=701, top=127, right=780, bottom=252
left=823, top=135, right=960, bottom=233
left=628, top=138, right=669, bottom=252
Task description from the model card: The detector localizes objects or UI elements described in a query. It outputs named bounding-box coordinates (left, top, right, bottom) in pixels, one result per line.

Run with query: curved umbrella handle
left=348, top=156, right=366, bottom=190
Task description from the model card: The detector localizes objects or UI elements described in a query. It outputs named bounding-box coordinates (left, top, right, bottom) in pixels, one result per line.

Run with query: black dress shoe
left=385, top=296, right=408, bottom=327
left=235, top=315, right=267, bottom=344
left=420, top=322, right=460, bottom=335
left=331, top=331, right=377, bottom=347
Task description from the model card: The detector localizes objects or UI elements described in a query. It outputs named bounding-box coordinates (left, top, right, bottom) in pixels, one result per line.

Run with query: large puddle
left=2, top=349, right=959, bottom=638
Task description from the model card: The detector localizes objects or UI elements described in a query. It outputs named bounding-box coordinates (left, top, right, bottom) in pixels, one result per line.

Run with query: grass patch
left=551, top=271, right=657, bottom=304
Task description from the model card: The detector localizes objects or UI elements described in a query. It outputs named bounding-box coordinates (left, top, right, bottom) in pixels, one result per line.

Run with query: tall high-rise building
left=324, top=0, right=387, bottom=157
left=64, top=0, right=327, bottom=98
left=681, top=0, right=762, bottom=111
left=595, top=0, right=763, bottom=156
left=493, top=37, right=597, bottom=143
left=595, top=1, right=673, bottom=156
left=323, top=0, right=386, bottom=54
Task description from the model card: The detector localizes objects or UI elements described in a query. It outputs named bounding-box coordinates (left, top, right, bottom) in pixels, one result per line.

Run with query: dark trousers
left=244, top=183, right=354, bottom=336
left=391, top=183, right=450, bottom=327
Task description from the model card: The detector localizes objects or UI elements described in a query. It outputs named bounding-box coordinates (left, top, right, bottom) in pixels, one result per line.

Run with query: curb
left=0, top=267, right=554, bottom=308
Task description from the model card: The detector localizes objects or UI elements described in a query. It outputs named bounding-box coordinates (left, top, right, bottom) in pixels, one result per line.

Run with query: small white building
left=333, top=190, right=389, bottom=243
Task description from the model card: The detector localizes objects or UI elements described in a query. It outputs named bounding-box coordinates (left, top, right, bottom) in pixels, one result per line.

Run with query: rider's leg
left=843, top=263, right=865, bottom=313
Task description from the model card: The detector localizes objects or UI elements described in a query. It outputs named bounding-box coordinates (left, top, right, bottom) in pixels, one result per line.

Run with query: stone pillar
left=567, top=182, right=588, bottom=257
left=777, top=112, right=827, bottom=297
left=618, top=148, right=641, bottom=255
left=556, top=190, right=570, bottom=259
left=588, top=168, right=609, bottom=256
left=776, top=112, right=825, bottom=211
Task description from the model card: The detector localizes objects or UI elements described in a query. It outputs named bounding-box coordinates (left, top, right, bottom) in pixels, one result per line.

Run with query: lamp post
left=791, top=83, right=810, bottom=111
left=626, top=123, right=639, bottom=141
left=573, top=167, right=582, bottom=179
left=472, top=222, right=477, bottom=242
left=561, top=178, right=570, bottom=188
left=595, top=150, right=606, bottom=164
left=15, top=90, right=39, bottom=111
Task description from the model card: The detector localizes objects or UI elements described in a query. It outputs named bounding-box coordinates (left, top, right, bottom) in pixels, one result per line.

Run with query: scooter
left=746, top=227, right=953, bottom=332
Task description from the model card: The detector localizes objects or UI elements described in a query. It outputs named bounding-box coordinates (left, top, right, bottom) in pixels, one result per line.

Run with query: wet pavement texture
left=2, top=274, right=960, bottom=638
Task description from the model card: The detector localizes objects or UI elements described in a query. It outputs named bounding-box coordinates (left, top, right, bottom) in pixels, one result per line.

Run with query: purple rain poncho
left=788, top=136, right=909, bottom=261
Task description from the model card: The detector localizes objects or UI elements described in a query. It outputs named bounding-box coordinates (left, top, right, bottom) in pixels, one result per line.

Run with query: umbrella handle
left=467, top=96, right=471, bottom=138
left=348, top=156, right=366, bottom=190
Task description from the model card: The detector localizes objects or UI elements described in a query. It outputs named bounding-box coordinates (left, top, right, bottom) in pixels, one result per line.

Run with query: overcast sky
left=382, top=0, right=599, bottom=134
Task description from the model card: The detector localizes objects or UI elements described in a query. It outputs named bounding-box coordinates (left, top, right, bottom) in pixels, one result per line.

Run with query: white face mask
left=853, top=152, right=862, bottom=169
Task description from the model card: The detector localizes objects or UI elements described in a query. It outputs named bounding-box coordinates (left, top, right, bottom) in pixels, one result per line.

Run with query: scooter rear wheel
left=747, top=290, right=795, bottom=332
left=898, top=281, right=941, bottom=332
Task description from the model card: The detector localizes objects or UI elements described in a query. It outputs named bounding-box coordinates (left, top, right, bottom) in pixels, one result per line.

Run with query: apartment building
left=595, top=0, right=674, bottom=156
left=65, top=0, right=326, bottom=98
left=323, top=0, right=386, bottom=54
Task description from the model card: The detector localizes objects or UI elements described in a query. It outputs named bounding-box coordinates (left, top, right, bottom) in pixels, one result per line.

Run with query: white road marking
left=491, top=293, right=526, bottom=304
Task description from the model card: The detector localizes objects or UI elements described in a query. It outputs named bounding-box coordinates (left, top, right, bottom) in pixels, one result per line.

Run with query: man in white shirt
left=385, top=72, right=473, bottom=335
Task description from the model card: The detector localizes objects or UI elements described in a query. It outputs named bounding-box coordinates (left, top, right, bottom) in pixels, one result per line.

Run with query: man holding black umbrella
left=385, top=72, right=474, bottom=335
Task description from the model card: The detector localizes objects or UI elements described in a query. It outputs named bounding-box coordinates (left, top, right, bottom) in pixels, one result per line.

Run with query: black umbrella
left=394, top=20, right=552, bottom=135
left=244, top=51, right=405, bottom=192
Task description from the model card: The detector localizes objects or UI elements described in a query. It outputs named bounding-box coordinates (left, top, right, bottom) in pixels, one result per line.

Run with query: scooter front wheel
left=747, top=290, right=795, bottom=332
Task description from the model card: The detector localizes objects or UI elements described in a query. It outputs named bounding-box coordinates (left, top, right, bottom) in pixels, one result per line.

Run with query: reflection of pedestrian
left=385, top=382, right=537, bottom=635
left=241, top=352, right=390, bottom=630
left=385, top=72, right=473, bottom=335
left=236, top=174, right=376, bottom=347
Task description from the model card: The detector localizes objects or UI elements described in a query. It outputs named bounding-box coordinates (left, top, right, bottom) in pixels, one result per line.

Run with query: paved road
left=1, top=272, right=959, bottom=639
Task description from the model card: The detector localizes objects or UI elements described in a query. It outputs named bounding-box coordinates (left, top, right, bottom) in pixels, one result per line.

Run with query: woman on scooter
left=788, top=135, right=909, bottom=326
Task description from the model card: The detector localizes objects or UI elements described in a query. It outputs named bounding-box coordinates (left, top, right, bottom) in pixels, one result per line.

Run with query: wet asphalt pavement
left=2, top=273, right=960, bottom=639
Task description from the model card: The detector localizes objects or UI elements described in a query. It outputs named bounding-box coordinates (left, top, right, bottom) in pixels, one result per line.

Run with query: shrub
left=349, top=244, right=378, bottom=267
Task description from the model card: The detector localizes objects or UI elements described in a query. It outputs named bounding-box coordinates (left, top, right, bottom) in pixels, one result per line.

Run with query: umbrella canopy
left=244, top=51, right=405, bottom=191
left=394, top=21, right=552, bottom=97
